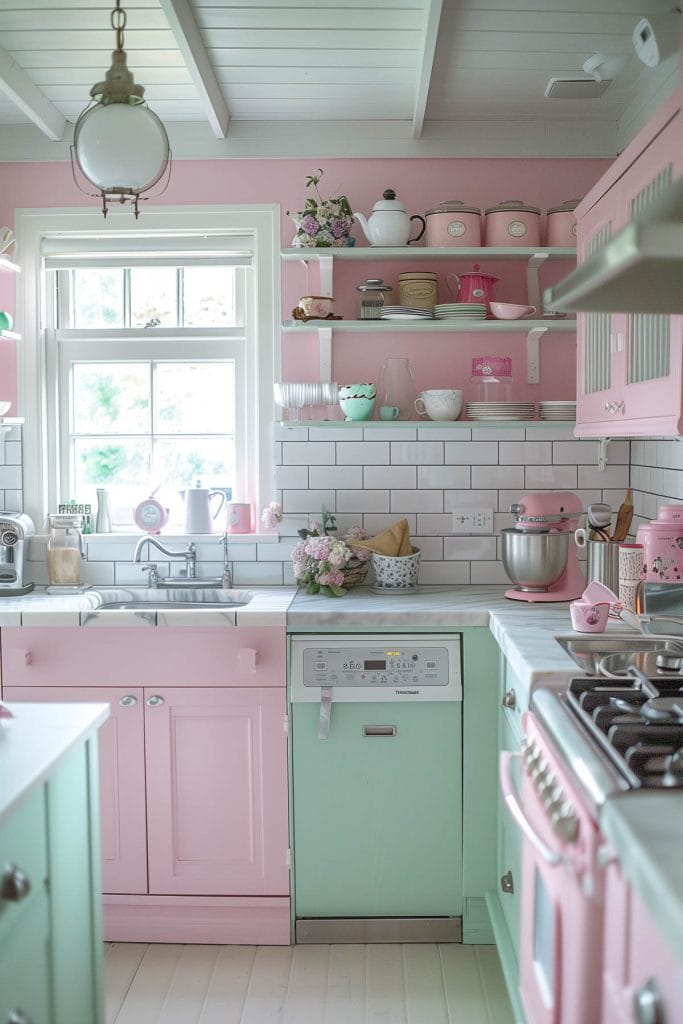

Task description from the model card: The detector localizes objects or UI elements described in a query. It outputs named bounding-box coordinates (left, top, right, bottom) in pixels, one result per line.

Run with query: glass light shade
left=74, top=102, right=169, bottom=193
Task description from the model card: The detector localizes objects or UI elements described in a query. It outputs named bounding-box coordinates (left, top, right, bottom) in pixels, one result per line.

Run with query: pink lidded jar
left=424, top=200, right=482, bottom=247
left=484, top=199, right=541, bottom=247
left=546, top=199, right=579, bottom=246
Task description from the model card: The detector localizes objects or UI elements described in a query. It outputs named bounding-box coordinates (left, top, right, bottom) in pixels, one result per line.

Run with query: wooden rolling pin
left=612, top=487, right=634, bottom=542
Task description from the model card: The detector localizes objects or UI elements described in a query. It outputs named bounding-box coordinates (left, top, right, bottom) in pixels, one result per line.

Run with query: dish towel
left=350, top=519, right=413, bottom=557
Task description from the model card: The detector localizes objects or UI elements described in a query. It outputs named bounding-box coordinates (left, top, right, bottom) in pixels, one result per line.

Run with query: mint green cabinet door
left=0, top=895, right=51, bottom=1024
left=47, top=738, right=104, bottom=1024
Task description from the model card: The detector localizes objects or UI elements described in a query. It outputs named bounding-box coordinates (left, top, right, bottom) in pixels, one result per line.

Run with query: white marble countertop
left=0, top=701, right=110, bottom=819
left=600, top=793, right=683, bottom=961
left=0, top=586, right=297, bottom=627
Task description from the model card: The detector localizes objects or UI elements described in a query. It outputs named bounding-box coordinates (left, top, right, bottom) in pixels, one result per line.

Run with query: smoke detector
left=545, top=54, right=614, bottom=100
left=634, top=9, right=681, bottom=67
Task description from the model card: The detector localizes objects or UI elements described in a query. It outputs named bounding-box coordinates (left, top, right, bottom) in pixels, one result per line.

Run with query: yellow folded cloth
left=351, top=519, right=412, bottom=557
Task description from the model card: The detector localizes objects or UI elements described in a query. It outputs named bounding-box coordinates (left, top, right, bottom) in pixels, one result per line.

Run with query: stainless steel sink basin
left=556, top=634, right=683, bottom=673
left=86, top=586, right=253, bottom=610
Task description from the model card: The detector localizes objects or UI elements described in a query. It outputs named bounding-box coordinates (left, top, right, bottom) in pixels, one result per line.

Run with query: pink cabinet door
left=144, top=686, right=289, bottom=897
left=3, top=685, right=148, bottom=895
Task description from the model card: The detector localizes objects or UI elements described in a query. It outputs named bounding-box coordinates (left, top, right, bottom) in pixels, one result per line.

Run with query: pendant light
left=71, top=0, right=171, bottom=218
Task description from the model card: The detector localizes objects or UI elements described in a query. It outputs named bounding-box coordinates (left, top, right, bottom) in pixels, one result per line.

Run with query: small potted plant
left=288, top=169, right=354, bottom=248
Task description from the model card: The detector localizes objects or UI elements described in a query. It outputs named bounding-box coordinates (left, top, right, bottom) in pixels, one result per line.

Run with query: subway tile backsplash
left=12, top=422, right=683, bottom=589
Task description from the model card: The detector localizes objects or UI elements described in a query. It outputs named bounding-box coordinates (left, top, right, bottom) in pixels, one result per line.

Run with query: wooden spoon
left=612, top=487, right=634, bottom=543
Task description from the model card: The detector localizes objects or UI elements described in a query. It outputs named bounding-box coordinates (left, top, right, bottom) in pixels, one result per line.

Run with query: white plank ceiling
left=0, top=0, right=679, bottom=159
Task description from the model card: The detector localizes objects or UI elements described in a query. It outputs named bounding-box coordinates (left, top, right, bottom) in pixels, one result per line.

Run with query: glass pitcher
left=378, top=357, right=417, bottom=420
left=47, top=514, right=84, bottom=586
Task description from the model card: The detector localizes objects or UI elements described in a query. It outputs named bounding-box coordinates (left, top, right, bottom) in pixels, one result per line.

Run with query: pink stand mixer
left=501, top=491, right=585, bottom=602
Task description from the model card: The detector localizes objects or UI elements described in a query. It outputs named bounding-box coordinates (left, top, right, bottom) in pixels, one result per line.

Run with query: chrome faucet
left=133, top=536, right=196, bottom=585
left=219, top=532, right=232, bottom=589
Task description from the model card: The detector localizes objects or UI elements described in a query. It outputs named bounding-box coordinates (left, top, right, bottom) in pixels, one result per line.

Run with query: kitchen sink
left=556, top=634, right=683, bottom=674
left=86, top=586, right=253, bottom=610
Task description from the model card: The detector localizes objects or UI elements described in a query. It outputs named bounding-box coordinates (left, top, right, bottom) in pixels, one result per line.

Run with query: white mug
left=414, top=389, right=463, bottom=421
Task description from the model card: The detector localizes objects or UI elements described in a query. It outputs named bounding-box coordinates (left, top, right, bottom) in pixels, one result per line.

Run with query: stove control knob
left=552, top=805, right=578, bottom=843
left=539, top=774, right=556, bottom=802
left=531, top=760, right=548, bottom=784
left=633, top=977, right=666, bottom=1024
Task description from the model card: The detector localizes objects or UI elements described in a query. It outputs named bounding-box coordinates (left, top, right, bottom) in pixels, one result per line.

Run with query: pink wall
left=0, top=155, right=610, bottom=411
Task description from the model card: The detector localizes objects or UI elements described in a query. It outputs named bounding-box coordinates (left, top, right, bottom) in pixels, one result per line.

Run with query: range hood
left=544, top=175, right=683, bottom=314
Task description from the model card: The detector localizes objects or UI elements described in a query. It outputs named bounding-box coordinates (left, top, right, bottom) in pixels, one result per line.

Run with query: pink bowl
left=489, top=302, right=537, bottom=320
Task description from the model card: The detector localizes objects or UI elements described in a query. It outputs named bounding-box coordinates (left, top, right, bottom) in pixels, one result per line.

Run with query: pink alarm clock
left=134, top=495, right=170, bottom=534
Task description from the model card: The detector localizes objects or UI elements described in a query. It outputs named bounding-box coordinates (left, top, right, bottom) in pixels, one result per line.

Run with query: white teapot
left=354, top=189, right=426, bottom=247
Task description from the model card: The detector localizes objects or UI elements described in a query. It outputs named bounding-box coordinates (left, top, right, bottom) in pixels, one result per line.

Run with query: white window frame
left=16, top=205, right=280, bottom=531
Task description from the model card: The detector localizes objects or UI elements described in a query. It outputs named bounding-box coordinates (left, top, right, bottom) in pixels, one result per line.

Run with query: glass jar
left=470, top=356, right=513, bottom=402
left=356, top=278, right=392, bottom=319
left=47, top=514, right=84, bottom=586
left=378, top=357, right=417, bottom=420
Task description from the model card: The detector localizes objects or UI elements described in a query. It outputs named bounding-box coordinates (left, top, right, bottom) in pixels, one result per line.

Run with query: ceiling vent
left=545, top=54, right=615, bottom=100
left=544, top=77, right=612, bottom=99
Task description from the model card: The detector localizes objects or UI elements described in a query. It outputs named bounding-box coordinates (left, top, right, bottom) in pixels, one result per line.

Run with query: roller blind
left=42, top=232, right=254, bottom=269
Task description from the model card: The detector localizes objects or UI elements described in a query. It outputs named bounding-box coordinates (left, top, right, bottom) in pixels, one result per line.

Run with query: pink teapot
left=447, top=264, right=499, bottom=311
left=636, top=504, right=683, bottom=581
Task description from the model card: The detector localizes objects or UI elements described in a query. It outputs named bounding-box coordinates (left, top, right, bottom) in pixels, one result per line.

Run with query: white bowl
left=372, top=547, right=421, bottom=588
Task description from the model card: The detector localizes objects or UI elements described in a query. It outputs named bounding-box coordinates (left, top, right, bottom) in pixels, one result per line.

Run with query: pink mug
left=226, top=501, right=252, bottom=534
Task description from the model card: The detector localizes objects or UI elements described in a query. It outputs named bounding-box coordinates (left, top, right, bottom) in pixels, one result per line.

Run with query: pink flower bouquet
left=291, top=508, right=371, bottom=596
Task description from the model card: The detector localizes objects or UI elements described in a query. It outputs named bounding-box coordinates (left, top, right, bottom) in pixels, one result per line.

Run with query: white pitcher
left=180, top=483, right=226, bottom=534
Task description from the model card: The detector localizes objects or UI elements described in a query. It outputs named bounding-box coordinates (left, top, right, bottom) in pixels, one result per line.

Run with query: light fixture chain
left=110, top=1, right=126, bottom=52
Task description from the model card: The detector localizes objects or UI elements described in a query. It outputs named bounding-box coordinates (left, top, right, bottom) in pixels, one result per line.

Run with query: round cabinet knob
left=146, top=695, right=164, bottom=707
left=502, top=688, right=517, bottom=710
left=633, top=978, right=666, bottom=1024
left=119, top=695, right=137, bottom=707
left=1, top=863, right=31, bottom=902
left=8, top=1010, right=35, bottom=1024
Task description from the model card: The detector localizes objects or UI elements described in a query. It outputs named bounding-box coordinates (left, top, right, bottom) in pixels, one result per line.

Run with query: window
left=16, top=206, right=279, bottom=531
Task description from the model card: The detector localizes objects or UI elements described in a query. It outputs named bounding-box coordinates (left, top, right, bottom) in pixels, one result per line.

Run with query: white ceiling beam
left=0, top=46, right=65, bottom=141
left=412, top=0, right=444, bottom=139
left=159, top=0, right=230, bottom=139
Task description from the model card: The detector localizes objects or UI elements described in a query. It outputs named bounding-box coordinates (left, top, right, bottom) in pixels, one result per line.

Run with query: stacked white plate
left=467, top=402, right=535, bottom=421
left=380, top=305, right=435, bottom=321
left=434, top=303, right=487, bottom=321
left=540, top=401, right=576, bottom=421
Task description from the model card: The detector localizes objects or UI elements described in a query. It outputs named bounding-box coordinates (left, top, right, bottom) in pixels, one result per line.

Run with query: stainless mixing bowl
left=501, top=528, right=569, bottom=591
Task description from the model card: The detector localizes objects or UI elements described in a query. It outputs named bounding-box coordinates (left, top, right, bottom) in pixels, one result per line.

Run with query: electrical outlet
left=451, top=508, right=494, bottom=534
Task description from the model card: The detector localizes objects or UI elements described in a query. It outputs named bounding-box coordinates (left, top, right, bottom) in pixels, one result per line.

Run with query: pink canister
left=636, top=504, right=683, bottom=581
left=546, top=199, right=579, bottom=246
left=226, top=502, right=252, bottom=534
left=425, top=200, right=482, bottom=247
left=484, top=199, right=541, bottom=247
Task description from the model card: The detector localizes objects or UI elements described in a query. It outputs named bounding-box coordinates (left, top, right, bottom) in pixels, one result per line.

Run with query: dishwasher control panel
left=290, top=634, right=462, bottom=701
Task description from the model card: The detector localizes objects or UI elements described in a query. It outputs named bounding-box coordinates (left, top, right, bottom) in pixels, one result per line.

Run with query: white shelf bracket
left=526, top=327, right=547, bottom=384
left=526, top=252, right=549, bottom=313
left=318, top=255, right=334, bottom=300
left=598, top=437, right=611, bottom=472
left=318, top=327, right=332, bottom=382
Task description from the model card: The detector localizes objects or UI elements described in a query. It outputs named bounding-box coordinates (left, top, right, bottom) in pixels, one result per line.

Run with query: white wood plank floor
left=105, top=942, right=514, bottom=1024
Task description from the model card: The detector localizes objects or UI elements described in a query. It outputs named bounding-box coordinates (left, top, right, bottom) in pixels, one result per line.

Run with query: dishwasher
left=289, top=633, right=463, bottom=943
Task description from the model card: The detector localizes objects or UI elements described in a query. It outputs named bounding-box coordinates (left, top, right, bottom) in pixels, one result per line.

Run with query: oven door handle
left=499, top=752, right=562, bottom=867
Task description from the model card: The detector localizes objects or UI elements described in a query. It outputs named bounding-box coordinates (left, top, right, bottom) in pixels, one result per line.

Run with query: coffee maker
left=0, top=511, right=35, bottom=595
left=501, top=491, right=585, bottom=602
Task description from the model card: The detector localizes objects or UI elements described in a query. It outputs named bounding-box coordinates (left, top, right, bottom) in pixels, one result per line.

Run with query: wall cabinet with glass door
left=1, top=625, right=291, bottom=945
left=576, top=93, right=683, bottom=436
left=281, top=246, right=576, bottom=422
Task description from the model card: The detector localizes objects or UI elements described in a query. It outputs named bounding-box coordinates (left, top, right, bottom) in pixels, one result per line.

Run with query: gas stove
left=566, top=675, right=683, bottom=790
left=531, top=670, right=683, bottom=817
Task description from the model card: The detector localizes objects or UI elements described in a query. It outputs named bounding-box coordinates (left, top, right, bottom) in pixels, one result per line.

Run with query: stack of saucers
left=540, top=401, right=576, bottom=421
left=467, top=401, right=535, bottom=421
left=380, top=305, right=435, bottom=321
left=434, top=303, right=487, bottom=321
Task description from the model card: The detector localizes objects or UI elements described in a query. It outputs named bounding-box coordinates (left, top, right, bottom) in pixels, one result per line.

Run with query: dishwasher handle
left=363, top=725, right=397, bottom=737
left=318, top=687, right=333, bottom=740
